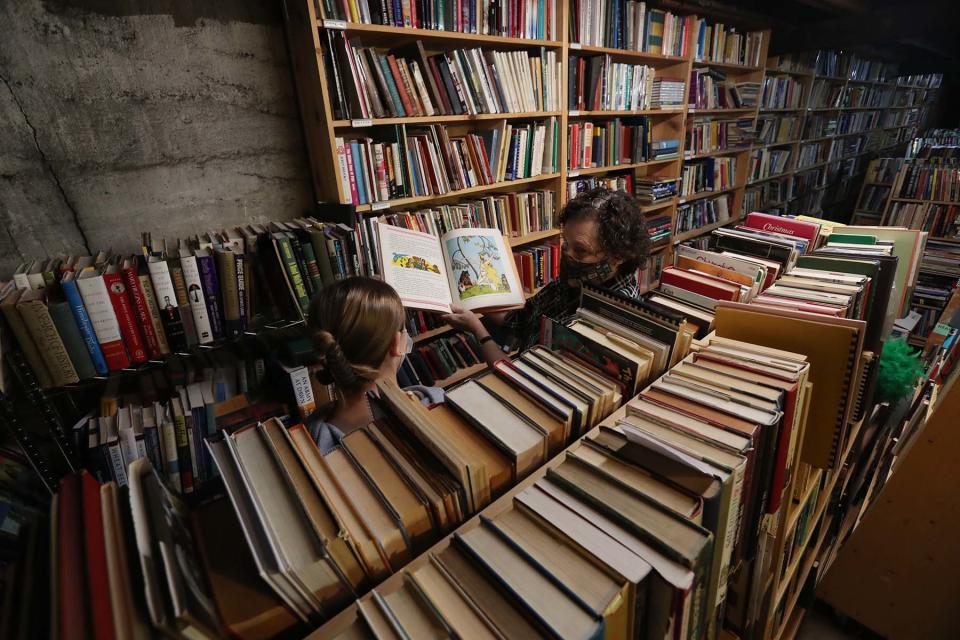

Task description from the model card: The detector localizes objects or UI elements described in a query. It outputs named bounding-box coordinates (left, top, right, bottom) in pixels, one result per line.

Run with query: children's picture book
left=376, top=224, right=525, bottom=313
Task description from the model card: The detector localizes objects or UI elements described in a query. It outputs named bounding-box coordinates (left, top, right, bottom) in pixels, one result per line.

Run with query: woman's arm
left=442, top=305, right=508, bottom=369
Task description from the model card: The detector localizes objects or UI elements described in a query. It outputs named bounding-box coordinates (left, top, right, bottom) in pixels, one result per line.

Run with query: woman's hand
left=441, top=304, right=487, bottom=338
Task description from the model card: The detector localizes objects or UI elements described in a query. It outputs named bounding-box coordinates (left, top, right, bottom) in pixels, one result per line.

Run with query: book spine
left=196, top=254, right=225, bottom=340
left=60, top=279, right=109, bottom=375
left=235, top=253, right=248, bottom=332
left=276, top=235, right=311, bottom=314
left=172, top=408, right=194, bottom=493
left=106, top=438, right=128, bottom=486
left=136, top=273, right=171, bottom=356
left=288, top=365, right=317, bottom=419
left=46, top=299, right=97, bottom=381
left=179, top=256, right=215, bottom=345
left=17, top=297, right=80, bottom=387
left=121, top=265, right=163, bottom=359
left=215, top=251, right=241, bottom=338
left=155, top=404, right=181, bottom=492
left=101, top=271, right=149, bottom=364
left=75, top=276, right=132, bottom=372
left=146, top=260, right=189, bottom=352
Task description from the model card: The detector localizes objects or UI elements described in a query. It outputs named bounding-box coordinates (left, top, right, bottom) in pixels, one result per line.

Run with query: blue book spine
left=61, top=278, right=109, bottom=375
left=350, top=142, right=368, bottom=204
left=196, top=254, right=224, bottom=340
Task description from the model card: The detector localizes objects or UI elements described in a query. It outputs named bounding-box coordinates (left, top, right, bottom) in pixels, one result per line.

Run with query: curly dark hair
left=558, top=187, right=651, bottom=273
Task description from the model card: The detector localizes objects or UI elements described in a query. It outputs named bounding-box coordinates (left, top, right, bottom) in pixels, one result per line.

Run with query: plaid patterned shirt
left=500, top=269, right=642, bottom=349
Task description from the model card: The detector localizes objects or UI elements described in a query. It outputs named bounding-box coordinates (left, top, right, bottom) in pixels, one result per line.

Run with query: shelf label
left=351, top=118, right=373, bottom=128
left=568, top=170, right=581, bottom=178
left=569, top=110, right=581, bottom=116
left=371, top=201, right=390, bottom=211
left=323, top=19, right=347, bottom=30
left=570, top=43, right=582, bottom=50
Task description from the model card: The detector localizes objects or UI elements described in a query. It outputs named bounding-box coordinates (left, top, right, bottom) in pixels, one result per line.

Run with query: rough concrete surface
left=0, top=0, right=314, bottom=276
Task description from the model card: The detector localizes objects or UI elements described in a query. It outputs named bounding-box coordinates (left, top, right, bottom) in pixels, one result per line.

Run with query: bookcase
left=751, top=52, right=940, bottom=222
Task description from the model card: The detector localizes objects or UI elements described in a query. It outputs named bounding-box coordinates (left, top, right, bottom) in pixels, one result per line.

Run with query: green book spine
left=276, top=235, right=310, bottom=313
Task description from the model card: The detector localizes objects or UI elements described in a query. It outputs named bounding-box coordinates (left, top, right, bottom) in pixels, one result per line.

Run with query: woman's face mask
left=559, top=253, right=616, bottom=284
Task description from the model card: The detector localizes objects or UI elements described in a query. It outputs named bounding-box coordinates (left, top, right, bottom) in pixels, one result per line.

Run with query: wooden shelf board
left=765, top=68, right=814, bottom=78
left=672, top=218, right=732, bottom=244
left=759, top=107, right=804, bottom=113
left=687, top=107, right=756, bottom=115
left=678, top=184, right=742, bottom=205
left=435, top=361, right=488, bottom=388
left=568, top=108, right=684, bottom=118
left=333, top=111, right=561, bottom=127
left=692, top=59, right=762, bottom=72
left=891, top=197, right=960, bottom=206
left=508, top=228, right=560, bottom=246
left=569, top=43, right=687, bottom=65
left=319, top=21, right=563, bottom=48
left=412, top=323, right=456, bottom=344
left=640, top=198, right=678, bottom=212
left=354, top=173, right=560, bottom=212
left=748, top=170, right=794, bottom=186
left=684, top=147, right=752, bottom=161
left=753, top=139, right=800, bottom=150
left=566, top=158, right=677, bottom=177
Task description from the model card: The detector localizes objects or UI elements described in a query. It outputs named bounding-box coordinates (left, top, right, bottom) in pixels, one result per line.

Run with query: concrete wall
left=0, top=0, right=315, bottom=277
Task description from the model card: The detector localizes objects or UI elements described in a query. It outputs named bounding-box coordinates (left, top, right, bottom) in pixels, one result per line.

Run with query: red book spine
left=82, top=472, right=116, bottom=640
left=59, top=474, right=89, bottom=640
left=660, top=267, right=739, bottom=301
left=387, top=55, right=416, bottom=116
left=743, top=212, right=820, bottom=248
left=767, top=384, right=799, bottom=513
left=344, top=142, right=360, bottom=204
left=122, top=264, right=162, bottom=360
left=101, top=270, right=149, bottom=364
left=551, top=243, right=560, bottom=279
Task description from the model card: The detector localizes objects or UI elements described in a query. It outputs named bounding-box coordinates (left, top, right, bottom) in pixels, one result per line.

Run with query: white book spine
left=155, top=402, right=182, bottom=493
left=76, top=274, right=124, bottom=345
left=179, top=255, right=214, bottom=344
left=335, top=137, right=352, bottom=201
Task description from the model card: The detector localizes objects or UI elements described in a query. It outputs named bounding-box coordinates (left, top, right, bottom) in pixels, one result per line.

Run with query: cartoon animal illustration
left=458, top=270, right=473, bottom=292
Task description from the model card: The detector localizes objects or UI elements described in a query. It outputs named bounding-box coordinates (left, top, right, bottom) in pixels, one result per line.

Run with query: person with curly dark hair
left=443, top=187, right=652, bottom=349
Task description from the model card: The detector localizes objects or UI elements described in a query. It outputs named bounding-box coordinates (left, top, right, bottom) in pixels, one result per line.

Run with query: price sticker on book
left=371, top=201, right=390, bottom=211
left=323, top=19, right=347, bottom=29
left=569, top=110, right=581, bottom=116
left=351, top=118, right=373, bottom=128
left=568, top=170, right=581, bottom=177
left=570, top=43, right=582, bottom=50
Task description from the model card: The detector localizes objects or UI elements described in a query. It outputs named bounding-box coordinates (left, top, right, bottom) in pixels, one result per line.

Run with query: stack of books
left=566, top=117, right=653, bottom=169
left=568, top=56, right=654, bottom=111
left=651, top=77, right=686, bottom=109
left=336, top=117, right=559, bottom=205
left=680, top=157, right=737, bottom=196
left=566, top=173, right=635, bottom=197
left=635, top=177, right=678, bottom=203
left=651, top=138, right=682, bottom=159
left=323, top=36, right=560, bottom=120
left=646, top=211, right=674, bottom=246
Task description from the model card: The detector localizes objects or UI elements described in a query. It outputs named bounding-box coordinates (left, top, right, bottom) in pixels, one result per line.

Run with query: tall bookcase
left=284, top=0, right=771, bottom=343
left=753, top=51, right=939, bottom=221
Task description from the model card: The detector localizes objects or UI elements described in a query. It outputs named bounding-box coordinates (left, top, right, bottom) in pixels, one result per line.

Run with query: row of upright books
left=570, top=1, right=691, bottom=56
left=565, top=117, right=673, bottom=169
left=335, top=118, right=559, bottom=205
left=316, top=0, right=558, bottom=41
left=3, top=201, right=563, bottom=389
left=886, top=202, right=960, bottom=237
left=893, top=160, right=960, bottom=203
left=685, top=117, right=754, bottom=155
left=324, top=34, right=561, bottom=120
left=759, top=74, right=804, bottom=110
left=676, top=194, right=731, bottom=234
left=680, top=157, right=736, bottom=196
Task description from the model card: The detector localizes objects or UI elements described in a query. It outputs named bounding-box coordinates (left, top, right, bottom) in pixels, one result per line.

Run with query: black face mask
left=559, top=254, right=616, bottom=285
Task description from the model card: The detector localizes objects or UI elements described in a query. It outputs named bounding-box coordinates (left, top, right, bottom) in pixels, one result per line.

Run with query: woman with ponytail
left=306, top=276, right=503, bottom=453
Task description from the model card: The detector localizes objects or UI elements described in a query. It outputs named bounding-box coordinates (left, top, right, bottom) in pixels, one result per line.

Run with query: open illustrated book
left=376, top=224, right=525, bottom=313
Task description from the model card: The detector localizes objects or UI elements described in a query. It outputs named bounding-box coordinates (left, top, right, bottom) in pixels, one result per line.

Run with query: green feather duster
left=875, top=338, right=925, bottom=404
